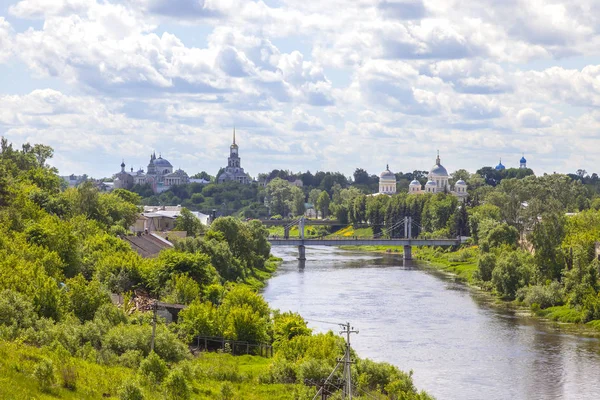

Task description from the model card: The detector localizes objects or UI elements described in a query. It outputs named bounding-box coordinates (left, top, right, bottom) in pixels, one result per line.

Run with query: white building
left=408, top=152, right=468, bottom=201
left=114, top=153, right=191, bottom=193
left=379, top=165, right=397, bottom=195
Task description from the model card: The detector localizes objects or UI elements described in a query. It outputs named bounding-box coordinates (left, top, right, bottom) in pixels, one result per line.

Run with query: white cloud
left=0, top=18, right=13, bottom=64
left=516, top=108, right=553, bottom=128
left=4, top=0, right=600, bottom=177
left=9, top=0, right=96, bottom=19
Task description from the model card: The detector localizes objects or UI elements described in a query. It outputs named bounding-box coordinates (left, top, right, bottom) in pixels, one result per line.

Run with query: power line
left=304, top=318, right=346, bottom=326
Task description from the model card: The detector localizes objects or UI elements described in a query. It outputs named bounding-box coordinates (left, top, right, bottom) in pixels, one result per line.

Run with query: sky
left=1, top=0, right=600, bottom=179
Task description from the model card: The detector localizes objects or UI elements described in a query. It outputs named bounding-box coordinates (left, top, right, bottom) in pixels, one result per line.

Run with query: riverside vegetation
left=0, top=138, right=432, bottom=399
left=336, top=171, right=600, bottom=334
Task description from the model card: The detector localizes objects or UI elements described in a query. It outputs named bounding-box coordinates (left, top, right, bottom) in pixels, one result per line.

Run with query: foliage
left=119, top=380, right=145, bottom=400
left=163, top=369, right=190, bottom=400
left=174, top=207, right=205, bottom=237
left=138, top=352, right=168, bottom=384
left=33, top=358, right=56, bottom=392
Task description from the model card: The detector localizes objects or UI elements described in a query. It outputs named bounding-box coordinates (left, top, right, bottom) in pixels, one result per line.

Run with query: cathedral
left=217, top=129, right=251, bottom=184
left=113, top=152, right=190, bottom=193
left=408, top=152, right=468, bottom=200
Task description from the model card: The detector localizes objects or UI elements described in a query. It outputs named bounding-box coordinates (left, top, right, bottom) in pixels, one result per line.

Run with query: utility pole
left=150, top=300, right=157, bottom=352
left=312, top=322, right=358, bottom=400
left=340, top=322, right=359, bottom=400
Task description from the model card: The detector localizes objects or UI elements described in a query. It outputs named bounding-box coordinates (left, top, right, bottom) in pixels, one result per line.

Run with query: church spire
left=233, top=127, right=236, bottom=145
left=436, top=150, right=441, bottom=165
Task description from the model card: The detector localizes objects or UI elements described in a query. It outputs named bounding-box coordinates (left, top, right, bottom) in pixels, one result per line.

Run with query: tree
left=353, top=168, right=370, bottom=185
left=191, top=171, right=212, bottom=181
left=175, top=208, right=204, bottom=237
left=529, top=212, right=566, bottom=281
left=266, top=178, right=293, bottom=217
left=308, top=189, right=322, bottom=206
left=316, top=191, right=330, bottom=219
left=492, top=252, right=525, bottom=298
left=291, top=186, right=305, bottom=216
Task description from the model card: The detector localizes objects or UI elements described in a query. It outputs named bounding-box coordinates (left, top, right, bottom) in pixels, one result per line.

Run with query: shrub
left=163, top=274, right=201, bottom=305
left=163, top=369, right=190, bottom=400
left=119, top=349, right=144, bottom=369
left=139, top=351, right=168, bottom=384
left=119, top=380, right=145, bottom=400
left=103, top=323, right=189, bottom=362
left=297, top=358, right=331, bottom=385
left=522, top=282, right=564, bottom=309
left=476, top=253, right=496, bottom=282
left=220, top=382, right=235, bottom=400
left=59, top=358, right=78, bottom=390
left=33, top=358, right=56, bottom=392
left=583, top=292, right=600, bottom=323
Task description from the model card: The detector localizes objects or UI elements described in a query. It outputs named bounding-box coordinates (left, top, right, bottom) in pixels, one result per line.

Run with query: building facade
left=378, top=165, right=397, bottom=195
left=114, top=153, right=190, bottom=193
left=218, top=129, right=251, bottom=184
left=408, top=153, right=468, bottom=201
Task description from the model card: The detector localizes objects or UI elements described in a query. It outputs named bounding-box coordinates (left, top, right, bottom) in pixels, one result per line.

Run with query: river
left=262, top=246, right=600, bottom=400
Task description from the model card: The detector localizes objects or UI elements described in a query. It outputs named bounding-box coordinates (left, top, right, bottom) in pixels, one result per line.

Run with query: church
left=113, top=153, right=190, bottom=193
left=408, top=152, right=468, bottom=200
left=217, top=129, right=251, bottom=184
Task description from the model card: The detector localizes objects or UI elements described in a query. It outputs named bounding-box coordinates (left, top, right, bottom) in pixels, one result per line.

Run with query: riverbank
left=340, top=244, right=600, bottom=337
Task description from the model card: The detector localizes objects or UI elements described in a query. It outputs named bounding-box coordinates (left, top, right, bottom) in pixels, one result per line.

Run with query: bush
left=139, top=351, right=168, bottom=384
left=103, top=323, right=189, bottom=362
left=163, top=369, right=190, bottom=400
left=33, top=358, right=56, bottom=392
left=522, top=282, right=564, bottom=309
left=119, top=349, right=144, bottom=369
left=476, top=253, right=496, bottom=282
left=163, top=274, right=201, bottom=305
left=297, top=358, right=331, bottom=385
left=60, top=361, right=78, bottom=390
left=583, top=292, right=600, bottom=323
left=119, top=380, right=145, bottom=400
left=220, top=382, right=235, bottom=400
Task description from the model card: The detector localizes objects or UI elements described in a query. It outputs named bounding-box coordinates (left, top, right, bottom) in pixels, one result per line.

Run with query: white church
left=373, top=153, right=468, bottom=201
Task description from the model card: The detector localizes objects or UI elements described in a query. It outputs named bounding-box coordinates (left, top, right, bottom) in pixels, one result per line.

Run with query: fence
left=192, top=336, right=273, bottom=357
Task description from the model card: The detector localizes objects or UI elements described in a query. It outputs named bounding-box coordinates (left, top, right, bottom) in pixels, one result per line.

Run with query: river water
left=262, top=247, right=600, bottom=400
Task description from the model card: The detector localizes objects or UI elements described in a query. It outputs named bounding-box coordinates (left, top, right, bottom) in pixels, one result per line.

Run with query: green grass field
left=0, top=341, right=304, bottom=400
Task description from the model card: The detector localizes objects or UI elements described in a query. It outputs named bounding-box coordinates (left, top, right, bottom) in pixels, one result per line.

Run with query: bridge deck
left=268, top=239, right=460, bottom=246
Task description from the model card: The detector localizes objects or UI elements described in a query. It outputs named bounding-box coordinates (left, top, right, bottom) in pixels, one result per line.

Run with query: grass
left=329, top=225, right=374, bottom=238
left=413, top=246, right=479, bottom=283
left=0, top=340, right=135, bottom=399
left=244, top=256, right=282, bottom=290
left=0, top=340, right=303, bottom=400
left=535, top=306, right=583, bottom=324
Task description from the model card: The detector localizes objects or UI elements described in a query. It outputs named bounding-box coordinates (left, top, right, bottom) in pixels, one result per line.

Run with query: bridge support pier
left=403, top=245, right=412, bottom=261
left=298, top=245, right=306, bottom=261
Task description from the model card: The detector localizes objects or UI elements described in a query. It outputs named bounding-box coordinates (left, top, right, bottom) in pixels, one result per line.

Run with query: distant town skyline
left=1, top=0, right=599, bottom=178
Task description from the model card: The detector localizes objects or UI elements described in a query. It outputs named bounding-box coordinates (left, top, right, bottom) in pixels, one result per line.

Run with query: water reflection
left=263, top=246, right=600, bottom=400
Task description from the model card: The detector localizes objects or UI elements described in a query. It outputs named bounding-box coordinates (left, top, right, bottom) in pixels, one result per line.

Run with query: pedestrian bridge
left=268, top=237, right=461, bottom=260
left=267, top=216, right=461, bottom=261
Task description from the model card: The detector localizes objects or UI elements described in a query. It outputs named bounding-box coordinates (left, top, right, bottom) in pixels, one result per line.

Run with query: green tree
left=266, top=178, right=293, bottom=217
left=316, top=191, right=330, bottom=219
left=290, top=186, right=305, bottom=216
left=175, top=208, right=205, bottom=237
